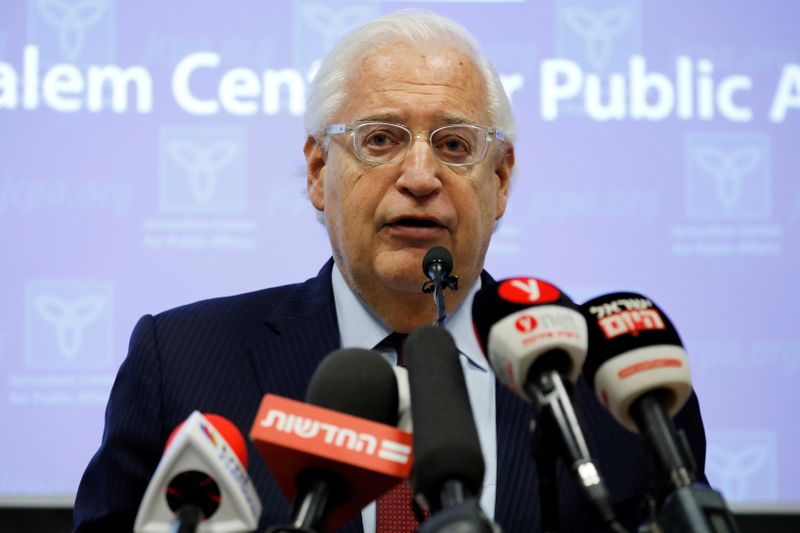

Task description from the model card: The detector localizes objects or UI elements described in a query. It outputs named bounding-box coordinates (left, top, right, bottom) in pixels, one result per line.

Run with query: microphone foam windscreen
left=580, top=292, right=692, bottom=429
left=306, top=348, right=399, bottom=426
left=580, top=292, right=684, bottom=384
left=422, top=246, right=454, bottom=278
left=472, top=276, right=577, bottom=353
left=404, top=326, right=485, bottom=503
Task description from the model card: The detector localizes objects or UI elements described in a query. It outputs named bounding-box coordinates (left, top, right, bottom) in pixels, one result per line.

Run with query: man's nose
left=396, top=133, right=442, bottom=197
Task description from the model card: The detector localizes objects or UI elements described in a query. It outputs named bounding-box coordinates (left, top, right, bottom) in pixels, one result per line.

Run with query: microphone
left=581, top=293, right=740, bottom=532
left=422, top=246, right=459, bottom=326
left=580, top=293, right=695, bottom=487
left=134, top=411, right=261, bottom=533
left=250, top=348, right=413, bottom=532
left=404, top=326, right=496, bottom=532
left=472, top=277, right=620, bottom=531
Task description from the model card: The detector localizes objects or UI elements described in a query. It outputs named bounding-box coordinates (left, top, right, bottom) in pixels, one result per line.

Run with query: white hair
left=304, top=9, right=517, bottom=142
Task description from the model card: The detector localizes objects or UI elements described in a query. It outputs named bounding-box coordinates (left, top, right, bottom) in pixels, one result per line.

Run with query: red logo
left=498, top=278, right=561, bottom=305
left=618, top=358, right=683, bottom=378
left=598, top=309, right=665, bottom=339
left=514, top=315, right=538, bottom=333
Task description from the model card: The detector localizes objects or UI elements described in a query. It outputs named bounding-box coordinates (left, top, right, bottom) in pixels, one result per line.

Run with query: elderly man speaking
left=74, top=9, right=706, bottom=533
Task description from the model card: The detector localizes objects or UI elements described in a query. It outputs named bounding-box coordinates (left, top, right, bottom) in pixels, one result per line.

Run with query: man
left=74, top=9, right=706, bottom=532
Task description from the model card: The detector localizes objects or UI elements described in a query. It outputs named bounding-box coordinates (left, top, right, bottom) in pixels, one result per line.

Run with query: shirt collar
left=331, top=263, right=489, bottom=373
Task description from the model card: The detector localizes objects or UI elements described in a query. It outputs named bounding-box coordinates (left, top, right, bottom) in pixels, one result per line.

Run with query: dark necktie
left=375, top=332, right=420, bottom=532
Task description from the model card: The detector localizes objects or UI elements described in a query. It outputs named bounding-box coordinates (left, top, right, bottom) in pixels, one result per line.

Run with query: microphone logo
left=514, top=315, right=538, bottom=333
left=199, top=422, right=218, bottom=447
left=497, top=277, right=561, bottom=305
left=598, top=308, right=665, bottom=339
left=258, top=404, right=412, bottom=465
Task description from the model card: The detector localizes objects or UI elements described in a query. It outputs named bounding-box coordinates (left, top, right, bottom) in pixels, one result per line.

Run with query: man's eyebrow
left=441, top=113, right=475, bottom=125
left=356, top=112, right=402, bottom=123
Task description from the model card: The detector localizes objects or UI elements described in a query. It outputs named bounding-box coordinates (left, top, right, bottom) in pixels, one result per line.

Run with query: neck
left=350, top=272, right=478, bottom=334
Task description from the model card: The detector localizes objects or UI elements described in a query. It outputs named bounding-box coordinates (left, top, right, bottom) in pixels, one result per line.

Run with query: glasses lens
left=353, top=123, right=410, bottom=163
left=431, top=125, right=486, bottom=166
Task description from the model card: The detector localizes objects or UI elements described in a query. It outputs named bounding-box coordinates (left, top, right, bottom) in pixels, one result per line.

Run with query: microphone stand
left=266, top=469, right=346, bottom=533
left=530, top=409, right=560, bottom=533
left=525, top=370, right=624, bottom=533
left=631, top=395, right=740, bottom=533
left=172, top=504, right=203, bottom=533
left=418, top=496, right=499, bottom=533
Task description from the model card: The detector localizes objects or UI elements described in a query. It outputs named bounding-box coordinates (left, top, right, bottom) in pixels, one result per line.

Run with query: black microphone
left=306, top=347, right=400, bottom=425
left=422, top=245, right=454, bottom=281
left=422, top=246, right=459, bottom=326
left=472, top=277, right=621, bottom=531
left=254, top=348, right=411, bottom=533
left=580, top=293, right=695, bottom=488
left=581, top=293, right=740, bottom=532
left=404, top=326, right=495, bottom=532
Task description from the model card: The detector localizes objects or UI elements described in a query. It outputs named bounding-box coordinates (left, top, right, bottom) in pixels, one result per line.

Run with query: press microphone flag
left=580, top=292, right=692, bottom=433
left=250, top=395, right=413, bottom=531
left=472, top=276, right=588, bottom=396
left=134, top=411, right=261, bottom=533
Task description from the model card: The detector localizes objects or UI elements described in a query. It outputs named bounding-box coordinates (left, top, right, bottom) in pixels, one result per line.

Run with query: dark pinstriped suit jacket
left=73, top=260, right=707, bottom=532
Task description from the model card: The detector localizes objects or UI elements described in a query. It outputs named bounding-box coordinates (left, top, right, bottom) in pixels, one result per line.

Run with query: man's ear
left=494, top=143, right=515, bottom=220
left=304, top=135, right=327, bottom=211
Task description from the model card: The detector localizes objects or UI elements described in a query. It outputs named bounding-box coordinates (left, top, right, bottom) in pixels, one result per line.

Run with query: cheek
left=324, top=162, right=374, bottom=229
left=468, top=177, right=499, bottom=224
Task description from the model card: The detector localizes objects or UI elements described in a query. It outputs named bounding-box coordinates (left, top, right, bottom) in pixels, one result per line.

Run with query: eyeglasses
left=324, top=121, right=505, bottom=167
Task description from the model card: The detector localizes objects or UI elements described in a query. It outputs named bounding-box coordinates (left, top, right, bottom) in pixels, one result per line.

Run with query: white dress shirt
left=330, top=264, right=497, bottom=532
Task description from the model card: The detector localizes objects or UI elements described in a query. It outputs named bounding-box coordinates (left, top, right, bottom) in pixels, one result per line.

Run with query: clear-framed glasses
left=323, top=121, right=505, bottom=167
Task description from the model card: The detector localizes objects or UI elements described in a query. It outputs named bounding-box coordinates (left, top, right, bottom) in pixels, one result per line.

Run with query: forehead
left=337, top=42, right=491, bottom=126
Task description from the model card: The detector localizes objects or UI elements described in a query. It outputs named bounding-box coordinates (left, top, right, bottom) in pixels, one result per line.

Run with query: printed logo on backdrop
left=24, top=280, right=113, bottom=370
left=672, top=132, right=780, bottom=257
left=556, top=0, right=641, bottom=74
left=145, top=126, right=257, bottom=250
left=706, top=430, right=778, bottom=502
left=158, top=126, right=247, bottom=215
left=27, top=0, right=116, bottom=65
left=291, top=0, right=380, bottom=71
left=685, top=132, right=771, bottom=221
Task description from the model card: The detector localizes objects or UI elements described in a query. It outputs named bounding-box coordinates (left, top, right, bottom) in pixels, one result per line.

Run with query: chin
left=373, top=253, right=429, bottom=294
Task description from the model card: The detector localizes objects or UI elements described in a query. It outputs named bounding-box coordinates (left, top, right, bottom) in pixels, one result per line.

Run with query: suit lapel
left=247, top=259, right=341, bottom=400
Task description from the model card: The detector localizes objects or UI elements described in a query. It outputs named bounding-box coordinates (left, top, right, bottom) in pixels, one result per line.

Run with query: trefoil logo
left=35, top=0, right=109, bottom=61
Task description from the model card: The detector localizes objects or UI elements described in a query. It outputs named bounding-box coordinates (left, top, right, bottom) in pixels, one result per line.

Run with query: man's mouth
left=391, top=218, right=442, bottom=228
left=385, top=216, right=447, bottom=240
